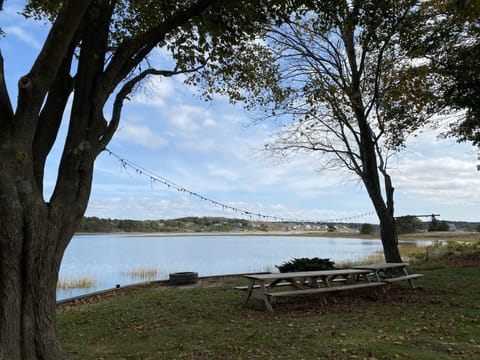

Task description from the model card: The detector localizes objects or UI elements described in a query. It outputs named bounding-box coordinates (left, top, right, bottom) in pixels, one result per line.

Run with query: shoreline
left=74, top=230, right=479, bottom=242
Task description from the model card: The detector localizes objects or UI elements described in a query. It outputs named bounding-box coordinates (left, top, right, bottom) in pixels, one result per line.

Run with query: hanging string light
left=105, top=149, right=375, bottom=223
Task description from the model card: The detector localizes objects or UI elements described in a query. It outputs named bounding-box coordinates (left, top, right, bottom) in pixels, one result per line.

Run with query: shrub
left=360, top=223, right=374, bottom=234
left=395, top=215, right=425, bottom=234
left=428, top=220, right=450, bottom=232
left=276, top=257, right=335, bottom=273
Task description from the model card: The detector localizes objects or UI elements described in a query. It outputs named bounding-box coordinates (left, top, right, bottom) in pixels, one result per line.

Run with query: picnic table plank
left=353, top=263, right=423, bottom=288
left=383, top=274, right=423, bottom=283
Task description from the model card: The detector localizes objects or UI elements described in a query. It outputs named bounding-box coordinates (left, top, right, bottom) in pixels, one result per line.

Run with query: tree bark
left=362, top=174, right=402, bottom=263
left=377, top=207, right=402, bottom=263
left=355, top=114, right=402, bottom=262
left=0, top=159, right=85, bottom=359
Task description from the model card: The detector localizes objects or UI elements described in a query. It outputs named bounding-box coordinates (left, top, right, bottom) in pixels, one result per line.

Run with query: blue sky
left=2, top=1, right=479, bottom=224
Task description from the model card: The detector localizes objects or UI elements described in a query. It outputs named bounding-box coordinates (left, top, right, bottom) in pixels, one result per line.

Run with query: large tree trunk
left=0, top=195, right=89, bottom=359
left=377, top=207, right=402, bottom=263
left=363, top=174, right=402, bottom=263
left=1, top=193, right=58, bottom=358
left=355, top=108, right=402, bottom=263
left=0, top=142, right=92, bottom=359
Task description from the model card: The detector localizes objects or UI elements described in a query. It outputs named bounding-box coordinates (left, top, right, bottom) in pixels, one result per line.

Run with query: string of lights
left=105, top=149, right=375, bottom=223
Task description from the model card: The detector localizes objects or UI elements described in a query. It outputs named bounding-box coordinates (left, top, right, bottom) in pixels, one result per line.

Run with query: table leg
left=259, top=282, right=274, bottom=312
left=401, top=266, right=416, bottom=288
left=322, top=276, right=337, bottom=303
left=358, top=273, right=370, bottom=283
left=244, top=280, right=255, bottom=304
left=309, top=276, right=320, bottom=288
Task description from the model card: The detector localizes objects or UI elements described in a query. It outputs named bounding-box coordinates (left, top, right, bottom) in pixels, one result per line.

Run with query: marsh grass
left=121, top=266, right=158, bottom=281
left=57, top=277, right=96, bottom=290
left=339, top=251, right=385, bottom=268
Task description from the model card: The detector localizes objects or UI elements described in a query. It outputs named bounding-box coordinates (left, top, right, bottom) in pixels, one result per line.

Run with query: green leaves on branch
left=401, top=0, right=480, bottom=147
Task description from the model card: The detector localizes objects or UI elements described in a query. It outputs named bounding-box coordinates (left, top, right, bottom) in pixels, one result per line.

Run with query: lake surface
left=58, top=233, right=430, bottom=300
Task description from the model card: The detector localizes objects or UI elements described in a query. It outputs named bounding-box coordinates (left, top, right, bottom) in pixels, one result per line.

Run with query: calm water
left=57, top=233, right=430, bottom=300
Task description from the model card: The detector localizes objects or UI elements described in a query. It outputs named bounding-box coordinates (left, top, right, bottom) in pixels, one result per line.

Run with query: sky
left=1, top=2, right=479, bottom=224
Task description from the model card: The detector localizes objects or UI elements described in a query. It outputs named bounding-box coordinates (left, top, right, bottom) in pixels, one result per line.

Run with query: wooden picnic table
left=353, top=263, right=423, bottom=288
left=239, top=269, right=384, bottom=312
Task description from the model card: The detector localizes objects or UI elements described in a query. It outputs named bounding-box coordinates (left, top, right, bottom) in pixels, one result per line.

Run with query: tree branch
left=103, top=0, right=216, bottom=95
left=99, top=66, right=202, bottom=151
left=16, top=0, right=92, bottom=121
left=33, top=50, right=75, bottom=192
left=0, top=50, right=14, bottom=125
left=49, top=0, right=112, bottom=211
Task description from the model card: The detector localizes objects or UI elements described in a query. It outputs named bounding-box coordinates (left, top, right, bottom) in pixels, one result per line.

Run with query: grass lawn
left=58, top=256, right=480, bottom=359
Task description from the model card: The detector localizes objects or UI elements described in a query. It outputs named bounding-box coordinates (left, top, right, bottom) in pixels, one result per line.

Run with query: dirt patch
left=439, top=251, right=480, bottom=267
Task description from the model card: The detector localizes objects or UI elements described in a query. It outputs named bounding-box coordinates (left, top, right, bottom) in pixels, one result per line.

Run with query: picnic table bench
left=353, top=263, right=423, bottom=288
left=238, top=269, right=385, bottom=312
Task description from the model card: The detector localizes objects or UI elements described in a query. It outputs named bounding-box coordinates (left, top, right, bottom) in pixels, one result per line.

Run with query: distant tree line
left=394, top=216, right=451, bottom=234
left=359, top=216, right=479, bottom=235
left=76, top=216, right=253, bottom=233
left=78, top=216, right=479, bottom=234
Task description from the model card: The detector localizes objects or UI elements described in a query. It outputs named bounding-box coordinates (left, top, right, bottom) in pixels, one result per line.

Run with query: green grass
left=58, top=259, right=480, bottom=360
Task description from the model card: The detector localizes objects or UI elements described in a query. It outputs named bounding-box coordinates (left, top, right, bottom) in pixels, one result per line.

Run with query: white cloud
left=115, top=124, right=168, bottom=149
left=4, top=26, right=42, bottom=49
left=206, top=165, right=240, bottom=182
left=177, top=138, right=216, bottom=153
left=203, top=117, right=216, bottom=127
left=168, top=104, right=209, bottom=133
left=132, top=77, right=176, bottom=107
left=393, top=156, right=480, bottom=205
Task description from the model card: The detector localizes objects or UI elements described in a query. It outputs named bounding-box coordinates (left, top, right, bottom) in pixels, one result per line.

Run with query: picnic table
left=238, top=269, right=385, bottom=312
left=353, top=263, right=423, bottom=288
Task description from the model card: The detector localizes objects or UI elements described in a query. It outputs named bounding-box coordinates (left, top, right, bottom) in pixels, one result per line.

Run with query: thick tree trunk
left=356, top=119, right=402, bottom=263
left=0, top=148, right=90, bottom=360
left=0, top=198, right=69, bottom=359
left=377, top=208, right=402, bottom=263
left=363, top=177, right=402, bottom=263
left=0, top=251, right=68, bottom=359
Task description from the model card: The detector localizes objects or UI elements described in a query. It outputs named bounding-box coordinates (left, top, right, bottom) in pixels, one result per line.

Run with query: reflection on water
left=58, top=234, right=431, bottom=300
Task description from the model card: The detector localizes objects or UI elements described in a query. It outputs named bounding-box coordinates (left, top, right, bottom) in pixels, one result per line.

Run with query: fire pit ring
left=169, top=272, right=198, bottom=286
